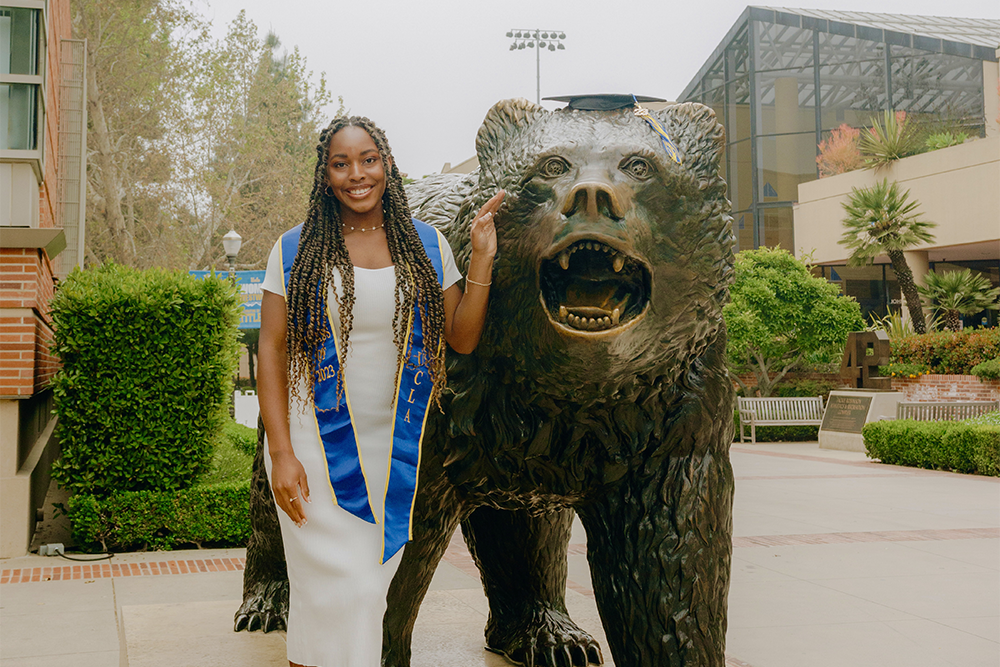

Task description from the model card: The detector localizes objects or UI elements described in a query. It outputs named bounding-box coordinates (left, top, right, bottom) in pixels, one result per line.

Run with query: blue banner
left=189, top=270, right=265, bottom=329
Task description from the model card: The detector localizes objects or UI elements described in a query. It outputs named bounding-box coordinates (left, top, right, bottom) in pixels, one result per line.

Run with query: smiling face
left=326, top=125, right=389, bottom=220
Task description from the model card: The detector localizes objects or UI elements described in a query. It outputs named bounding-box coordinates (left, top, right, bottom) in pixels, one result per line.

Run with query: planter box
left=891, top=374, right=1000, bottom=403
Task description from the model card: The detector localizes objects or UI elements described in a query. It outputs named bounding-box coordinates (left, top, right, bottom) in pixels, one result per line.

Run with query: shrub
left=222, top=420, right=258, bottom=458
left=204, top=426, right=254, bottom=485
left=924, top=131, right=968, bottom=150
left=890, top=328, right=1000, bottom=375
left=67, top=481, right=251, bottom=551
left=817, top=124, right=863, bottom=177
left=944, top=430, right=980, bottom=473
left=50, top=264, right=241, bottom=497
left=973, top=425, right=1000, bottom=477
left=878, top=362, right=931, bottom=378
left=862, top=412, right=1000, bottom=476
left=971, top=358, right=1000, bottom=381
left=862, top=420, right=951, bottom=468
left=859, top=110, right=924, bottom=167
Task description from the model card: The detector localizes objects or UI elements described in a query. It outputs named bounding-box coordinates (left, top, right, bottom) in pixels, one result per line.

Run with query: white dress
left=261, top=233, right=461, bottom=667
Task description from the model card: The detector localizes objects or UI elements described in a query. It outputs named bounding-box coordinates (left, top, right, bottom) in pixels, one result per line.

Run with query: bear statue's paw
left=485, top=606, right=603, bottom=667
left=233, top=579, right=289, bottom=633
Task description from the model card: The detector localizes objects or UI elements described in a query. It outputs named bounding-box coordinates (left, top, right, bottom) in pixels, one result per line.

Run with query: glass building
left=678, top=7, right=1000, bottom=255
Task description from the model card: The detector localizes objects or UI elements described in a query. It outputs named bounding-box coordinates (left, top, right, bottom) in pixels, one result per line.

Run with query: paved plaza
left=1, top=442, right=998, bottom=667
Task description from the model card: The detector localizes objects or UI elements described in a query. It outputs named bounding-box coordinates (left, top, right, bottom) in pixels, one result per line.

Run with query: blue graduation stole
left=279, top=219, right=445, bottom=563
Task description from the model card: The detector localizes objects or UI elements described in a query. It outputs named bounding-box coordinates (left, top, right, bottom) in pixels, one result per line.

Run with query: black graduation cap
left=543, top=94, right=666, bottom=110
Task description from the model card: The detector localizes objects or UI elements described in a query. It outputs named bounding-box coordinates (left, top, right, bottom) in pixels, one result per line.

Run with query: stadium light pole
left=507, top=29, right=566, bottom=104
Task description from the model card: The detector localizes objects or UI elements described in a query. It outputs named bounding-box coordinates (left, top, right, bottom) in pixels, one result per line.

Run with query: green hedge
left=862, top=412, right=1000, bottom=475
left=222, top=420, right=258, bottom=458
left=890, top=329, right=1000, bottom=375
left=50, top=264, right=241, bottom=497
left=68, top=481, right=250, bottom=551
left=971, top=358, right=1000, bottom=381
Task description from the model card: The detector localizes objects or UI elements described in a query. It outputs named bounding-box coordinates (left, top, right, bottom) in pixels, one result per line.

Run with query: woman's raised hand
left=470, top=190, right=505, bottom=259
left=270, top=450, right=310, bottom=527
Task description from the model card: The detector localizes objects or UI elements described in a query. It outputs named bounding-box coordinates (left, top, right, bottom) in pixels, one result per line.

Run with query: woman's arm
left=259, top=290, right=309, bottom=526
left=444, top=190, right=504, bottom=354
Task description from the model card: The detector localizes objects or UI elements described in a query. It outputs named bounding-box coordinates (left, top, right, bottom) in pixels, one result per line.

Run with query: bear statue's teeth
left=613, top=255, right=625, bottom=273
left=559, top=251, right=570, bottom=270
left=612, top=308, right=620, bottom=325
left=559, top=305, right=568, bottom=320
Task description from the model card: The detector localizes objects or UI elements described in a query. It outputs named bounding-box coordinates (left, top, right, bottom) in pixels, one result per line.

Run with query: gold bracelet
left=466, top=277, right=492, bottom=287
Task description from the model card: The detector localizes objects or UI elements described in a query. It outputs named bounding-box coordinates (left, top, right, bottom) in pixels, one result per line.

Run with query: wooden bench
left=738, top=396, right=826, bottom=445
left=895, top=401, right=999, bottom=421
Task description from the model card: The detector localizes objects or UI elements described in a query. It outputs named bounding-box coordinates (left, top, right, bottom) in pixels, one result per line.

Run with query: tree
left=918, top=269, right=1000, bottom=331
left=177, top=13, right=336, bottom=270
left=75, top=0, right=206, bottom=268
left=724, top=248, right=864, bottom=397
left=76, top=5, right=335, bottom=271
left=839, top=179, right=936, bottom=334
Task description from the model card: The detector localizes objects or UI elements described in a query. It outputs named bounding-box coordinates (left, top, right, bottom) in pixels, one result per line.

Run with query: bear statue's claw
left=233, top=580, right=289, bottom=634
left=485, top=607, right=603, bottom=666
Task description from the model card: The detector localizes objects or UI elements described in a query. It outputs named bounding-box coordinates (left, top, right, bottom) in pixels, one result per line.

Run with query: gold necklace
left=345, top=222, right=384, bottom=233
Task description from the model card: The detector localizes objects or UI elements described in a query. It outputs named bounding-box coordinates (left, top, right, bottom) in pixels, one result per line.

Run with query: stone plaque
left=821, top=394, right=873, bottom=433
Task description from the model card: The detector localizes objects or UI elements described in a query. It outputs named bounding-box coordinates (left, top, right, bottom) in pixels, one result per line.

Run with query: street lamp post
left=222, top=229, right=242, bottom=282
left=507, top=29, right=566, bottom=105
left=222, top=229, right=242, bottom=417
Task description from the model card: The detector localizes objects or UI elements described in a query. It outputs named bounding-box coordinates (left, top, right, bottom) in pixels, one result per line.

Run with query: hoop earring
left=324, top=185, right=334, bottom=198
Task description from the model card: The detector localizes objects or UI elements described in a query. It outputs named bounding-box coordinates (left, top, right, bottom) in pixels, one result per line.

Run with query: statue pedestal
left=819, top=390, right=903, bottom=453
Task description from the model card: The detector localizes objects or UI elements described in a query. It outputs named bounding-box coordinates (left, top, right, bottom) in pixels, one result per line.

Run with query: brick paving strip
left=0, top=556, right=245, bottom=584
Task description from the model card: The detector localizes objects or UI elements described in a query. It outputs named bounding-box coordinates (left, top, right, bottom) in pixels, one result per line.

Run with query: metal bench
left=895, top=401, right=999, bottom=421
left=738, top=396, right=826, bottom=445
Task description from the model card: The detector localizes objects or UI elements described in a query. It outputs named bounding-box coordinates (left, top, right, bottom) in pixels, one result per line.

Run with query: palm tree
left=918, top=269, right=1000, bottom=331
left=839, top=179, right=936, bottom=333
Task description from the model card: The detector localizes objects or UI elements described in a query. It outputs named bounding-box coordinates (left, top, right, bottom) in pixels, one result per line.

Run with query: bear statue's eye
left=538, top=157, right=570, bottom=178
left=621, top=157, right=653, bottom=180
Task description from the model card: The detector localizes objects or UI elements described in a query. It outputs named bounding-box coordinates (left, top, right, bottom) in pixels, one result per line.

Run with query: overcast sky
left=196, top=0, right=999, bottom=178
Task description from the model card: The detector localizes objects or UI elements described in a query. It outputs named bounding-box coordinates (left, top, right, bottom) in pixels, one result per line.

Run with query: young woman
left=257, top=116, right=503, bottom=667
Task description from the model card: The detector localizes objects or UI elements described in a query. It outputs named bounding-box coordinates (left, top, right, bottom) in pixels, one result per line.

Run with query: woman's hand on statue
left=270, top=450, right=310, bottom=527
left=469, top=190, right=505, bottom=260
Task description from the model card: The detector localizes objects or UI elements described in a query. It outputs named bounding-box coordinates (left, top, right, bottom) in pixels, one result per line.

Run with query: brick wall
left=0, top=249, right=58, bottom=397
left=39, top=0, right=72, bottom=231
left=891, top=375, right=1000, bottom=403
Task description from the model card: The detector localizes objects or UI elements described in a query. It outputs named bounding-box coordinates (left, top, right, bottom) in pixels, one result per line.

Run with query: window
left=0, top=4, right=44, bottom=153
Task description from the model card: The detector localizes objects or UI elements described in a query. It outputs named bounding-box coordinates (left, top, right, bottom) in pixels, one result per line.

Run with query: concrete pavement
left=2, top=442, right=997, bottom=667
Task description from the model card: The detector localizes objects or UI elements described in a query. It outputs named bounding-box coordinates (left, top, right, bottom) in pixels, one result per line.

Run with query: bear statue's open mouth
left=539, top=238, right=651, bottom=335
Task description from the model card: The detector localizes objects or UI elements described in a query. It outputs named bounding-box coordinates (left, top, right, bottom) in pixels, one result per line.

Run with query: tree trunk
left=945, top=309, right=961, bottom=332
left=86, top=41, right=134, bottom=266
left=887, top=249, right=926, bottom=334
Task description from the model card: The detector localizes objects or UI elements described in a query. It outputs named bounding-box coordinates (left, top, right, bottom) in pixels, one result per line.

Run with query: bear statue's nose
left=561, top=181, right=624, bottom=222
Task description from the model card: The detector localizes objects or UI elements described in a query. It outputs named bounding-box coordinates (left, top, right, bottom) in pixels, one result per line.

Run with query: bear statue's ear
left=476, top=98, right=547, bottom=189
left=651, top=103, right=727, bottom=187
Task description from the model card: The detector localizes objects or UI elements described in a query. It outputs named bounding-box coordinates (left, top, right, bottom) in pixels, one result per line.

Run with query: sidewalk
left=2, top=443, right=997, bottom=667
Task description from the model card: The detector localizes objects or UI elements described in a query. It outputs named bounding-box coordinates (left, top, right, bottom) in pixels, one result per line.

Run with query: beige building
left=793, top=46, right=999, bottom=325
left=677, top=7, right=999, bottom=324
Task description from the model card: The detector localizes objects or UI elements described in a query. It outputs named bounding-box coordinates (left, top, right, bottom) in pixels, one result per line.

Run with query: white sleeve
left=437, top=231, right=463, bottom=290
left=262, top=237, right=285, bottom=297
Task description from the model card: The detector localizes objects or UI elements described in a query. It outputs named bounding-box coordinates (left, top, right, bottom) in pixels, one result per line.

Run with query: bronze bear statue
left=236, top=98, right=736, bottom=667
